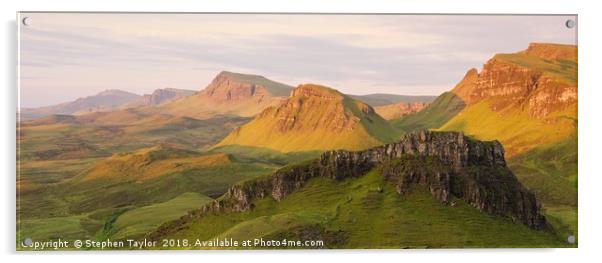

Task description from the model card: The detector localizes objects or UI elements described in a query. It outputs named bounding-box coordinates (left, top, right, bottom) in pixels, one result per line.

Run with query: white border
left=2, top=0, right=601, bottom=262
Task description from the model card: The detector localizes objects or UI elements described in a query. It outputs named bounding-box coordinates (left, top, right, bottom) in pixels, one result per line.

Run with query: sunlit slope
left=216, top=84, right=401, bottom=152
left=508, top=136, right=578, bottom=240
left=438, top=99, right=576, bottom=157
left=391, top=92, right=465, bottom=133
left=18, top=146, right=278, bottom=243
left=80, top=146, right=232, bottom=182
left=438, top=43, right=577, bottom=157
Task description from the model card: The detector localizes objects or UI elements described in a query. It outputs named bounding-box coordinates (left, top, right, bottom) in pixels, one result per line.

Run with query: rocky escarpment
left=261, top=84, right=366, bottom=133
left=198, top=71, right=292, bottom=101
left=147, top=71, right=294, bottom=119
left=215, top=84, right=399, bottom=152
left=149, top=131, right=549, bottom=239
left=451, top=43, right=577, bottom=119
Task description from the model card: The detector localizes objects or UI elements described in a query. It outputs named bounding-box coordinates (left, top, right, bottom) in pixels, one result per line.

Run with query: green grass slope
left=163, top=169, right=567, bottom=248
left=391, top=92, right=465, bottom=133
left=508, top=137, right=577, bottom=207
left=111, top=192, right=213, bottom=239
left=211, top=145, right=321, bottom=166
left=508, top=136, right=578, bottom=240
left=438, top=99, right=576, bottom=157
left=17, top=148, right=279, bottom=243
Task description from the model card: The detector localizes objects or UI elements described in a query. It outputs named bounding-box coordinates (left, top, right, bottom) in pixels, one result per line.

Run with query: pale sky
left=19, top=13, right=577, bottom=108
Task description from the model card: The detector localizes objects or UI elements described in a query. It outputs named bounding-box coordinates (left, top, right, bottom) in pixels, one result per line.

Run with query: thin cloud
left=19, top=13, right=577, bottom=107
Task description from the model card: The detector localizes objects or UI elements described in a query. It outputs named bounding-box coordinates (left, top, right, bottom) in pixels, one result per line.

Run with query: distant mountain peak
left=199, top=71, right=293, bottom=98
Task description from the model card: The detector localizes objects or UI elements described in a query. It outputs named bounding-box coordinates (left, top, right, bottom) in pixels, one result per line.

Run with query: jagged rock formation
left=215, top=84, right=400, bottom=152
left=150, top=131, right=549, bottom=239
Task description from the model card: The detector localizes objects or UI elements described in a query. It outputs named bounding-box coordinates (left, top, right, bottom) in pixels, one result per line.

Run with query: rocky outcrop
left=260, top=84, right=363, bottom=133
left=198, top=71, right=292, bottom=102
left=215, top=84, right=398, bottom=152
left=451, top=43, right=577, bottom=119
left=147, top=71, right=293, bottom=119
left=150, top=130, right=549, bottom=240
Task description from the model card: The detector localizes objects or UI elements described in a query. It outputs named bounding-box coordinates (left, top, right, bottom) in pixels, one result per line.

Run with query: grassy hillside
left=151, top=95, right=285, bottom=119
left=508, top=137, right=578, bottom=240
left=216, top=84, right=401, bottom=152
left=79, top=146, right=232, bottom=182
left=18, top=115, right=251, bottom=163
left=391, top=92, right=465, bottom=133
left=438, top=99, right=576, bottom=157
left=211, top=145, right=321, bottom=166
left=17, top=146, right=279, bottom=243
left=162, top=169, right=567, bottom=248
left=111, top=192, right=213, bottom=239
left=508, top=137, right=577, bottom=207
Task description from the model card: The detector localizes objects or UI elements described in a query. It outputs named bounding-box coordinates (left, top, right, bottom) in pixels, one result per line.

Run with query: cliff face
left=148, top=71, right=294, bottom=119
left=261, top=84, right=365, bottom=133
left=215, top=84, right=400, bottom=152
left=452, top=43, right=577, bottom=119
left=152, top=131, right=548, bottom=239
left=440, top=43, right=577, bottom=157
left=198, top=71, right=293, bottom=102
left=199, top=72, right=272, bottom=102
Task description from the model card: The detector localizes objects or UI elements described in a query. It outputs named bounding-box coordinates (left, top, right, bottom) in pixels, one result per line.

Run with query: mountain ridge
left=20, top=89, right=141, bottom=120
left=146, top=71, right=294, bottom=119
left=124, top=88, right=195, bottom=107
left=440, top=43, right=577, bottom=156
left=215, top=84, right=400, bottom=152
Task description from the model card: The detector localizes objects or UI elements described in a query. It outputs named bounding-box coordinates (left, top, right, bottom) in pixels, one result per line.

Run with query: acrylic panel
left=16, top=13, right=578, bottom=250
